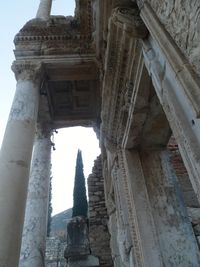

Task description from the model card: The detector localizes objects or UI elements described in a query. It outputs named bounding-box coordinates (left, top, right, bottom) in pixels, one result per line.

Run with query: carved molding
left=101, top=15, right=144, bottom=149
left=117, top=149, right=144, bottom=266
left=14, top=0, right=94, bottom=56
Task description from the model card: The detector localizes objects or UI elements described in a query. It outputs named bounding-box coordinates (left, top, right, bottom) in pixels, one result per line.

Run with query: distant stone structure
left=45, top=209, right=71, bottom=267
left=50, top=209, right=72, bottom=241
left=1, top=0, right=200, bottom=266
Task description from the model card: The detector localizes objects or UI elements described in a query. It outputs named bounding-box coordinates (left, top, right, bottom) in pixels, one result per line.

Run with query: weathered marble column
left=36, top=0, right=52, bottom=20
left=20, top=123, right=52, bottom=267
left=0, top=62, right=41, bottom=267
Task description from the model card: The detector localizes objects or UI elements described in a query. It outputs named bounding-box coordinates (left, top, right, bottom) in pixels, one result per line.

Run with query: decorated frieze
left=101, top=5, right=148, bottom=150
left=14, top=0, right=94, bottom=57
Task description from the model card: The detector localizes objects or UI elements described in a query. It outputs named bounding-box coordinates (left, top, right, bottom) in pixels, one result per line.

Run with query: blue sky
left=0, top=1, right=100, bottom=215
left=0, top=1, right=76, bottom=144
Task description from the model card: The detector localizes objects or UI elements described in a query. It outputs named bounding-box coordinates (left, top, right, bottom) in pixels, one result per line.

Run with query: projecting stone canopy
left=45, top=79, right=99, bottom=124
left=14, top=15, right=93, bottom=57
left=36, top=57, right=100, bottom=127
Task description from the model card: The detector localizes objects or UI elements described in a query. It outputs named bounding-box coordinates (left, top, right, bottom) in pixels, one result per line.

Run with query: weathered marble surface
left=0, top=65, right=40, bottom=267
left=20, top=124, right=52, bottom=267
left=141, top=150, right=200, bottom=266
left=45, top=237, right=67, bottom=267
left=145, top=0, right=200, bottom=76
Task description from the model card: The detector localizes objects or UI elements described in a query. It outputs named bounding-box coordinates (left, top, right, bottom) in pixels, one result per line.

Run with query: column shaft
left=20, top=124, right=52, bottom=267
left=0, top=76, right=40, bottom=266
left=36, top=0, right=52, bottom=20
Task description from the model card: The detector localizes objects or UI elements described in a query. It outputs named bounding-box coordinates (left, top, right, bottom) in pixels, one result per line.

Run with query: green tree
left=72, top=149, right=88, bottom=218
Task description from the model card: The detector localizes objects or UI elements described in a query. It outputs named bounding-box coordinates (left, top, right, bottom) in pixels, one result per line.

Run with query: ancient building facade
left=0, top=0, right=200, bottom=266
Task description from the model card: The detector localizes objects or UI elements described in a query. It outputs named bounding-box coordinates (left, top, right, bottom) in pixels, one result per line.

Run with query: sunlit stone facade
left=0, top=0, right=200, bottom=266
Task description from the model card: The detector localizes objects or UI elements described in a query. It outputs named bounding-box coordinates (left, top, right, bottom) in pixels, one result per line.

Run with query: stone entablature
left=14, top=0, right=93, bottom=58
left=12, top=0, right=100, bottom=129
left=14, top=16, right=93, bottom=57
left=100, top=5, right=148, bottom=149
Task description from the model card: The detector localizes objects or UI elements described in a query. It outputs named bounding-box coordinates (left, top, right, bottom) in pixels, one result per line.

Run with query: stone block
left=64, top=217, right=90, bottom=260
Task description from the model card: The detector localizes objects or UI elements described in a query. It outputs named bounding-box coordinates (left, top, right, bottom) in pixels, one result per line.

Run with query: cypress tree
left=72, top=149, right=88, bottom=218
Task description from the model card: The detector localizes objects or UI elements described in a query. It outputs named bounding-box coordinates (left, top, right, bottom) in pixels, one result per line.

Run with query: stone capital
left=111, top=7, right=148, bottom=38
left=11, top=62, right=43, bottom=82
left=36, top=122, right=53, bottom=139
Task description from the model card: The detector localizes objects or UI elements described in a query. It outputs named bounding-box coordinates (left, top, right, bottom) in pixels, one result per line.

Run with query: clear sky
left=0, top=1, right=100, bottom=215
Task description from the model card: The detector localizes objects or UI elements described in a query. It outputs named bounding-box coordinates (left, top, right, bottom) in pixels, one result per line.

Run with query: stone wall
left=167, top=136, right=199, bottom=208
left=146, top=0, right=200, bottom=76
left=45, top=237, right=67, bottom=267
left=88, top=156, right=113, bottom=267
left=167, top=136, right=200, bottom=249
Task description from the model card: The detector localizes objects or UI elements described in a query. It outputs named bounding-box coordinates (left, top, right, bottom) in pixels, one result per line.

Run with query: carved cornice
left=101, top=5, right=147, bottom=148
left=11, top=61, right=43, bottom=81
left=14, top=18, right=93, bottom=56
left=14, top=17, right=89, bottom=41
left=14, top=0, right=94, bottom=56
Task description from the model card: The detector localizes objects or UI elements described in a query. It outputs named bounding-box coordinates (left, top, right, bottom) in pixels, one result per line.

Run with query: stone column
left=36, top=0, right=52, bottom=20
left=0, top=62, right=41, bottom=267
left=20, top=123, right=52, bottom=267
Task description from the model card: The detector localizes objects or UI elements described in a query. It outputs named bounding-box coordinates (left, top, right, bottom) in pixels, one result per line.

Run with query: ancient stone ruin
left=0, top=0, right=200, bottom=266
